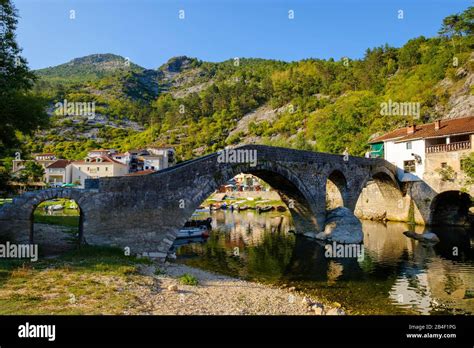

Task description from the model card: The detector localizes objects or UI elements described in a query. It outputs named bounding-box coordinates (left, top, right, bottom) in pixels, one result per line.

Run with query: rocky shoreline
left=129, top=262, right=346, bottom=315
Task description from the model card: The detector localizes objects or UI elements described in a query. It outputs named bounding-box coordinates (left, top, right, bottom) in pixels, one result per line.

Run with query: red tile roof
left=46, top=159, right=71, bottom=169
left=369, top=116, right=474, bottom=143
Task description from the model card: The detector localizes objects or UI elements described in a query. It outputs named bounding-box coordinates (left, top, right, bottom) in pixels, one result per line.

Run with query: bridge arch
left=185, top=159, right=323, bottom=238
left=0, top=189, right=90, bottom=248
left=30, top=196, right=84, bottom=250
left=325, top=169, right=348, bottom=209
left=430, top=190, right=472, bottom=226
left=354, top=166, right=404, bottom=222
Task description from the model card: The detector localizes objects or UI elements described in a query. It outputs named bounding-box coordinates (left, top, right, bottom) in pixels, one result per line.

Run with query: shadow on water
left=175, top=210, right=474, bottom=315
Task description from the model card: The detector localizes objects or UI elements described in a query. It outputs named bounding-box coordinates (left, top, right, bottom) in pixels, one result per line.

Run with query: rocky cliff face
left=437, top=53, right=474, bottom=120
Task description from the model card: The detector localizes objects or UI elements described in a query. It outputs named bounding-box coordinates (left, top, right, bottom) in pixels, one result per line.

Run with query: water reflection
left=175, top=210, right=474, bottom=315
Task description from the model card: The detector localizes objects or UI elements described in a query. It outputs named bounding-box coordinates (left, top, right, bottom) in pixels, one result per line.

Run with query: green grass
left=0, top=245, right=153, bottom=314
left=33, top=198, right=80, bottom=226
left=33, top=214, right=80, bottom=227
left=178, top=273, right=199, bottom=286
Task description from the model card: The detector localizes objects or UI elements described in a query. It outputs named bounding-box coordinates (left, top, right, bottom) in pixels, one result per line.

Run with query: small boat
left=276, top=205, right=287, bottom=212
left=48, top=204, right=64, bottom=211
left=177, top=225, right=209, bottom=239
left=184, top=217, right=212, bottom=229
left=257, top=205, right=274, bottom=214
left=238, top=205, right=249, bottom=211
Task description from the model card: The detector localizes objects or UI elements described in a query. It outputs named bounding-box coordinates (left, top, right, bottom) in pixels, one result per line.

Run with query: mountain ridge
left=25, top=7, right=474, bottom=162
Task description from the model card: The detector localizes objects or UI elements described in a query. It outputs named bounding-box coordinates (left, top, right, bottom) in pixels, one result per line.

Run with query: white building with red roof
left=70, top=155, right=128, bottom=188
left=45, top=159, right=72, bottom=187
left=369, top=116, right=474, bottom=188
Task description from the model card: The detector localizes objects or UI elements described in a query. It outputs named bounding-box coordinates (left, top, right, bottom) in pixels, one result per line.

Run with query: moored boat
left=184, top=217, right=212, bottom=229
left=177, top=225, right=209, bottom=239
left=276, top=205, right=287, bottom=212
left=257, top=205, right=274, bottom=213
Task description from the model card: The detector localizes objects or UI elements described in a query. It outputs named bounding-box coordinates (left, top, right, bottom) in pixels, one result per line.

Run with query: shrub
left=178, top=273, right=198, bottom=286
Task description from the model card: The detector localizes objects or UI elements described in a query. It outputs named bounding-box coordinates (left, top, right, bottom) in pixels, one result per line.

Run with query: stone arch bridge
left=0, top=145, right=447, bottom=258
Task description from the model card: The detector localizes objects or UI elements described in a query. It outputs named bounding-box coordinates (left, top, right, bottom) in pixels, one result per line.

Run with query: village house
left=369, top=116, right=474, bottom=187
left=12, top=153, right=57, bottom=175
left=44, top=159, right=72, bottom=187
left=11, top=146, right=176, bottom=189
left=70, top=156, right=129, bottom=188
left=123, top=147, right=176, bottom=172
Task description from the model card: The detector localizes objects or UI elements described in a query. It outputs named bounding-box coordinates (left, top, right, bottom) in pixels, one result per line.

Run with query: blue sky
left=13, top=0, right=471, bottom=70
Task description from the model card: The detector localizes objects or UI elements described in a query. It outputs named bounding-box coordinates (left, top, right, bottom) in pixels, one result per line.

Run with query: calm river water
left=174, top=209, right=474, bottom=315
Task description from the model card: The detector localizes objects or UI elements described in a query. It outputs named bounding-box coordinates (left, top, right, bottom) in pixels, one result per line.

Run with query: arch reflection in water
left=174, top=210, right=474, bottom=315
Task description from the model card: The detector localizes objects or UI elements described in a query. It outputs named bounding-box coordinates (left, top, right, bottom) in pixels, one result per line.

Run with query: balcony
left=426, top=140, right=471, bottom=153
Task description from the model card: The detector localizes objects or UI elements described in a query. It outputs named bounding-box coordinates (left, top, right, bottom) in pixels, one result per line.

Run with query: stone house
left=369, top=116, right=473, bottom=190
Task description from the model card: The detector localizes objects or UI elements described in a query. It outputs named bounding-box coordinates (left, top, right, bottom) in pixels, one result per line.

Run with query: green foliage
left=307, top=91, right=390, bottom=155
left=18, top=161, right=44, bottom=183
left=178, top=273, right=198, bottom=286
left=439, top=6, right=473, bottom=38
left=461, top=153, right=474, bottom=184
left=435, top=165, right=456, bottom=182
left=0, top=0, right=48, bottom=157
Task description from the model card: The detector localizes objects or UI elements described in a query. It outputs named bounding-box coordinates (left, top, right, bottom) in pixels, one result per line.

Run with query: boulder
left=314, top=207, right=363, bottom=244
left=167, top=284, right=178, bottom=291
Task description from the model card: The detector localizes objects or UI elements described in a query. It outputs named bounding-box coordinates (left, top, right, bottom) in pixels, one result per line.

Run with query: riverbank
left=134, top=262, right=344, bottom=315
left=0, top=246, right=343, bottom=315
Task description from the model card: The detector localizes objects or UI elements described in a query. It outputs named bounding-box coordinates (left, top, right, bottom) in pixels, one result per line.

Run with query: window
left=441, top=162, right=447, bottom=168
left=105, top=167, right=108, bottom=171
left=406, top=141, right=412, bottom=150
left=87, top=167, right=90, bottom=171
left=404, top=160, right=416, bottom=173
left=97, top=167, right=100, bottom=172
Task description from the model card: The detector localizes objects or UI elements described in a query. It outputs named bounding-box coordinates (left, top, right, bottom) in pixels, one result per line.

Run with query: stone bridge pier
left=0, top=145, right=401, bottom=258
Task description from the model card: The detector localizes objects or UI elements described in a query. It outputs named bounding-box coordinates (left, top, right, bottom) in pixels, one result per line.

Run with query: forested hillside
left=13, top=7, right=474, bottom=163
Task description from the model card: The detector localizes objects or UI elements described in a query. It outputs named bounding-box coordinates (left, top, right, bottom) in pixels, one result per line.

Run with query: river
left=174, top=209, right=474, bottom=315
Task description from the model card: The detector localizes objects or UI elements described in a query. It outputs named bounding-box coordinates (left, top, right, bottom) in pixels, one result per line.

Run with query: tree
left=439, top=6, right=474, bottom=37
left=18, top=161, right=44, bottom=183
left=0, top=0, right=48, bottom=157
left=461, top=153, right=474, bottom=185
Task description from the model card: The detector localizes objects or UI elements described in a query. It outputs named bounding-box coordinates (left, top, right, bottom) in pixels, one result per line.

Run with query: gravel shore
left=127, top=262, right=344, bottom=315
